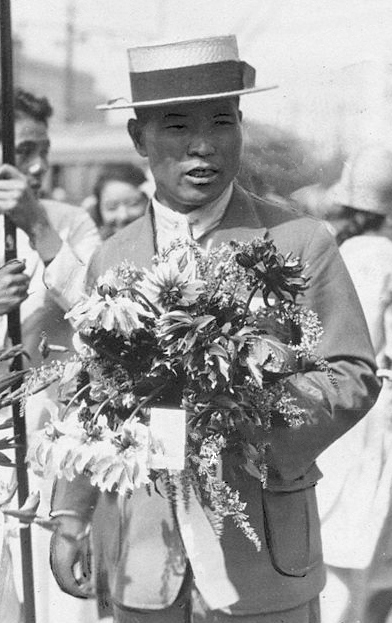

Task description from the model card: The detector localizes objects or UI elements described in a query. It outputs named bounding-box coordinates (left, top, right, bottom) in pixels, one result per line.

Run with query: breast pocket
left=262, top=485, right=323, bottom=577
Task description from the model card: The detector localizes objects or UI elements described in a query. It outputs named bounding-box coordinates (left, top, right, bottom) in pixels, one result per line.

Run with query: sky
left=10, top=0, right=392, bottom=125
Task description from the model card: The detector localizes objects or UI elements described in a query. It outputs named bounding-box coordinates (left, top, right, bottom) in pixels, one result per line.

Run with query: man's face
left=14, top=113, right=50, bottom=198
left=129, top=98, right=242, bottom=213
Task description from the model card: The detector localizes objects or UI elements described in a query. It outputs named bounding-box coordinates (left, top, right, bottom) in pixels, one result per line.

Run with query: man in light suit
left=0, top=89, right=100, bottom=623
left=0, top=88, right=101, bottom=366
left=49, top=35, right=380, bottom=623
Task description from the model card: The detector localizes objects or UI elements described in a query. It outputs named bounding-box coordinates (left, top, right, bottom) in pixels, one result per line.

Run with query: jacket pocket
left=262, top=485, right=322, bottom=577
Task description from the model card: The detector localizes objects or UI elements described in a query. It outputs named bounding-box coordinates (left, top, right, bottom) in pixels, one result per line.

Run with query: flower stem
left=114, top=286, right=161, bottom=318
left=131, top=288, right=161, bottom=318
left=61, top=382, right=91, bottom=420
left=239, top=283, right=260, bottom=329
left=130, top=385, right=166, bottom=419
left=93, top=394, right=116, bottom=421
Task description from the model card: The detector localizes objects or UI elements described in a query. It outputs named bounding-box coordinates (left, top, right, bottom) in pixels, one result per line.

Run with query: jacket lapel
left=114, top=202, right=156, bottom=269
left=208, top=184, right=267, bottom=247
left=101, top=186, right=269, bottom=276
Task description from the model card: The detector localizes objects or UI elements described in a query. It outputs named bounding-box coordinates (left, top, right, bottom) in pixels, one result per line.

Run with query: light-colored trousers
left=113, top=593, right=320, bottom=623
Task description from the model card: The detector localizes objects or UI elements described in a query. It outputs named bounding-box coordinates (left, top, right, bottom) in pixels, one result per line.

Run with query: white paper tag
left=149, top=407, right=186, bottom=470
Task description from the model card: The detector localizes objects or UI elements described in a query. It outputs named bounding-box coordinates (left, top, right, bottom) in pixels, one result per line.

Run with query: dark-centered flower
left=235, top=239, right=308, bottom=304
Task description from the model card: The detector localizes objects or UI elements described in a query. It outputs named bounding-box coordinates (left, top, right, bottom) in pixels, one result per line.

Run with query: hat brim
left=325, top=181, right=388, bottom=215
left=96, top=84, right=278, bottom=110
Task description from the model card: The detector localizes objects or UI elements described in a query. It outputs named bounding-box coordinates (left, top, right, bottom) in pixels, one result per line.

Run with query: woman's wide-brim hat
left=326, top=145, right=392, bottom=216
left=98, top=35, right=277, bottom=110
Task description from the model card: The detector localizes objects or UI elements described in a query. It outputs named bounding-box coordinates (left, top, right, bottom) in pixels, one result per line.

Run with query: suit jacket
left=52, top=184, right=380, bottom=614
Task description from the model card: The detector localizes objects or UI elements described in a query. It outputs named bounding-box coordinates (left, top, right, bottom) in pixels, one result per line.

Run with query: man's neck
left=153, top=184, right=233, bottom=217
left=152, top=183, right=234, bottom=249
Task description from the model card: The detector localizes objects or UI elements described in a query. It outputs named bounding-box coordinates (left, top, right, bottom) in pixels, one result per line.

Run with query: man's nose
left=116, top=204, right=132, bottom=223
left=28, top=156, right=48, bottom=176
left=187, top=133, right=215, bottom=157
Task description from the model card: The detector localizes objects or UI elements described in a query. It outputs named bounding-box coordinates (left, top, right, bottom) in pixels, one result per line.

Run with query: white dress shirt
left=152, top=183, right=233, bottom=253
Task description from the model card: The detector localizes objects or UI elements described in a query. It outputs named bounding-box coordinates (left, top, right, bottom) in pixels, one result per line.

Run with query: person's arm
left=0, top=259, right=30, bottom=315
left=265, top=223, right=381, bottom=482
left=42, top=204, right=101, bottom=310
left=0, top=165, right=101, bottom=310
left=49, top=474, right=99, bottom=598
left=0, top=164, right=63, bottom=262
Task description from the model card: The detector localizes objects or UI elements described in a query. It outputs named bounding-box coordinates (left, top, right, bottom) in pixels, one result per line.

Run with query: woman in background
left=87, top=164, right=149, bottom=239
left=317, top=145, right=392, bottom=623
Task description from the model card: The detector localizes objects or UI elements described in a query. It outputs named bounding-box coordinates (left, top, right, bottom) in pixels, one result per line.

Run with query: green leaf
left=0, top=344, right=29, bottom=362
left=0, top=452, right=15, bottom=466
left=0, top=370, right=28, bottom=393
left=260, top=335, right=296, bottom=372
left=0, top=437, right=17, bottom=450
left=194, top=315, right=215, bottom=331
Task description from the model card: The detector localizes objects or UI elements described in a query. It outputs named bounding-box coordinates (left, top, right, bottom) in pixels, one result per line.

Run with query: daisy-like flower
left=139, top=257, right=205, bottom=311
left=90, top=419, right=151, bottom=493
left=65, top=272, right=148, bottom=337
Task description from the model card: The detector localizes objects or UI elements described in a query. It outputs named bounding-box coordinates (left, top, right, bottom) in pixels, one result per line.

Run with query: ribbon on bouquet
left=149, top=407, right=239, bottom=610
left=175, top=480, right=239, bottom=610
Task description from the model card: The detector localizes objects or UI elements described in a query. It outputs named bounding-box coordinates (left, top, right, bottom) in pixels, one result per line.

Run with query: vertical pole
left=64, top=0, right=76, bottom=123
left=0, top=2, right=36, bottom=622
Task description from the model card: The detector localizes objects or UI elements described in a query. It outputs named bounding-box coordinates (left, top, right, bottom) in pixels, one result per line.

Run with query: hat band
left=130, top=60, right=255, bottom=104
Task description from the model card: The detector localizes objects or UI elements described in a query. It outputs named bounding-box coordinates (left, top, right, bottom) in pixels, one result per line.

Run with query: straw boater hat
left=98, top=34, right=276, bottom=110
left=326, top=145, right=392, bottom=216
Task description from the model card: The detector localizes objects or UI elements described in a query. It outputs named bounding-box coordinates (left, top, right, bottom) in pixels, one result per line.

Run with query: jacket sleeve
left=43, top=209, right=101, bottom=310
left=265, top=222, right=381, bottom=481
left=50, top=473, right=100, bottom=521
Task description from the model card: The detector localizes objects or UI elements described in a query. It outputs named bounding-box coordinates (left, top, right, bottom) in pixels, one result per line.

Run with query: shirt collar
left=152, top=183, right=233, bottom=252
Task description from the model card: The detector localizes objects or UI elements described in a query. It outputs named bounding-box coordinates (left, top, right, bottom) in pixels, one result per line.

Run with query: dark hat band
left=130, top=60, right=255, bottom=104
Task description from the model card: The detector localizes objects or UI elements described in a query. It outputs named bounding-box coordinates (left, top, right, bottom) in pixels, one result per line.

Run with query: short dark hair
left=336, top=205, right=385, bottom=246
left=0, top=88, right=53, bottom=140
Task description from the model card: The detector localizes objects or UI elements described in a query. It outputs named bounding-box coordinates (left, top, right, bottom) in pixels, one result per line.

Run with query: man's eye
left=16, top=144, right=34, bottom=157
left=215, top=118, right=233, bottom=126
left=166, top=124, right=186, bottom=130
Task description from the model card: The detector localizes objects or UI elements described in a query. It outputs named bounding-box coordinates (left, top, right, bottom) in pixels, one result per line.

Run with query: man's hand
left=0, top=164, right=43, bottom=232
left=50, top=515, right=94, bottom=599
left=0, top=164, right=62, bottom=262
left=0, top=259, right=30, bottom=315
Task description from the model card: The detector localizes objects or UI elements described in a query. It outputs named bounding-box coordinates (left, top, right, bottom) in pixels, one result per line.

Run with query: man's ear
left=127, top=118, right=147, bottom=157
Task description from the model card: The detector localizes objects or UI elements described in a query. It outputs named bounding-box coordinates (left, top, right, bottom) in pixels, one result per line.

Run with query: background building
left=4, top=0, right=392, bottom=204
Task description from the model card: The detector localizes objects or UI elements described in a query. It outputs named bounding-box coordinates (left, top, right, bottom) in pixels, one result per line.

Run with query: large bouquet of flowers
left=25, top=235, right=330, bottom=549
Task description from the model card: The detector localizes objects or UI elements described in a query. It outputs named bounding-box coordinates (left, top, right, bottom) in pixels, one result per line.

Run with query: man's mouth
left=187, top=167, right=218, bottom=179
left=29, top=181, right=41, bottom=196
left=186, top=167, right=218, bottom=182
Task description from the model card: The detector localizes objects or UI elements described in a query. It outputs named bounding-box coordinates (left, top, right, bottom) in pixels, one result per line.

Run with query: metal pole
left=0, top=2, right=36, bottom=621
left=64, top=0, right=76, bottom=123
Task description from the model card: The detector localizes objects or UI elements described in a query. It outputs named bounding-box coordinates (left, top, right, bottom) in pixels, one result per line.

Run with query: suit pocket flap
left=262, top=487, right=319, bottom=577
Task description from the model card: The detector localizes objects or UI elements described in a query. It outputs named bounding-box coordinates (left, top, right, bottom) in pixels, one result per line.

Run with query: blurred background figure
left=314, top=145, right=392, bottom=623
left=0, top=88, right=100, bottom=364
left=0, top=88, right=100, bottom=623
left=290, top=183, right=346, bottom=236
left=85, top=163, right=149, bottom=239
